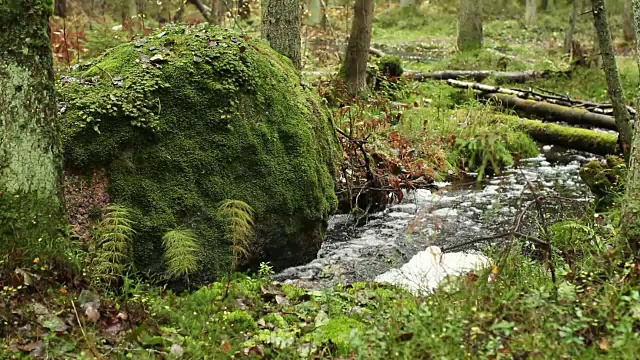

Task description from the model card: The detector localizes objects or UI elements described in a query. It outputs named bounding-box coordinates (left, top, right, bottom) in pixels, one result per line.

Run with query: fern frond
left=162, top=229, right=201, bottom=278
left=90, top=204, right=135, bottom=287
left=218, top=200, right=255, bottom=267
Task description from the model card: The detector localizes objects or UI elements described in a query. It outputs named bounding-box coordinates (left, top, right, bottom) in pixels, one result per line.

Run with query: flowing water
left=274, top=146, right=597, bottom=289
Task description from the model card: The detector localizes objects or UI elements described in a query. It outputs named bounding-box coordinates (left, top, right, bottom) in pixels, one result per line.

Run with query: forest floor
left=3, top=2, right=640, bottom=359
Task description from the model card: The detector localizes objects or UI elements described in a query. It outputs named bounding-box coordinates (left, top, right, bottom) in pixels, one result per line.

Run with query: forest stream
left=274, top=146, right=596, bottom=290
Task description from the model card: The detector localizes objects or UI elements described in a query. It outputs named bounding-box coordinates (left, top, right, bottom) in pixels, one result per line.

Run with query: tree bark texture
left=262, top=0, right=302, bottom=70
left=622, top=0, right=640, bottom=256
left=591, top=0, right=633, bottom=160
left=341, top=0, right=374, bottom=96
left=525, top=0, right=537, bottom=27
left=457, top=0, right=483, bottom=51
left=0, top=0, right=65, bottom=258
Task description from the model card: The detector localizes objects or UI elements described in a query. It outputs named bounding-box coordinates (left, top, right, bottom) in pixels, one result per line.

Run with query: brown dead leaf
left=220, top=340, right=232, bottom=353
left=598, top=337, right=610, bottom=351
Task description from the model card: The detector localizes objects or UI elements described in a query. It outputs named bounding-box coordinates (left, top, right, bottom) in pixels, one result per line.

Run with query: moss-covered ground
left=4, top=1, right=640, bottom=359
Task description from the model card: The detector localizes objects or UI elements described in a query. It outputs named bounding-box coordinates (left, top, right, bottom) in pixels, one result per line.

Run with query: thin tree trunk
left=0, top=0, right=66, bottom=260
left=340, top=0, right=375, bottom=96
left=400, top=0, right=416, bottom=6
left=565, top=0, right=579, bottom=53
left=525, top=0, right=538, bottom=27
left=457, top=0, right=483, bottom=51
left=591, top=0, right=633, bottom=160
left=622, top=0, right=640, bottom=255
left=54, top=0, right=66, bottom=17
left=624, top=0, right=636, bottom=43
left=262, top=0, right=302, bottom=70
left=307, top=0, right=326, bottom=26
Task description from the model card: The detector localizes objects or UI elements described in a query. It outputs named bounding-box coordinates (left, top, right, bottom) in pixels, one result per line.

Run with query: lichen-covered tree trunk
left=261, top=0, right=301, bottom=70
left=340, top=0, right=374, bottom=96
left=525, top=0, right=537, bottom=27
left=457, top=0, right=483, bottom=51
left=592, top=0, right=633, bottom=161
left=622, top=0, right=640, bottom=255
left=0, top=0, right=65, bottom=259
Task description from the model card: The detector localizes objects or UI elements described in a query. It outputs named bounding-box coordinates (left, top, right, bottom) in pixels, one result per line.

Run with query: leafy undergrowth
left=6, top=209, right=640, bottom=358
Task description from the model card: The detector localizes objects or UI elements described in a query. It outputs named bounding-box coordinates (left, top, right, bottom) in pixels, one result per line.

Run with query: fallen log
left=447, top=79, right=633, bottom=124
left=447, top=80, right=618, bottom=131
left=520, top=120, right=618, bottom=156
left=483, top=92, right=618, bottom=131
left=406, top=69, right=562, bottom=84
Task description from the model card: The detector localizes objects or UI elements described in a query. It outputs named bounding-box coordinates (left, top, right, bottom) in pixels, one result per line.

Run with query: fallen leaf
left=599, top=337, right=610, bottom=351
left=275, top=294, right=289, bottom=305
left=220, top=340, right=232, bottom=353
left=314, top=310, right=329, bottom=328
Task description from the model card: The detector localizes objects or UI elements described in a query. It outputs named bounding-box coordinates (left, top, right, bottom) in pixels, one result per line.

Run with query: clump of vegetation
left=89, top=204, right=135, bottom=287
left=580, top=155, right=627, bottom=210
left=162, top=229, right=201, bottom=280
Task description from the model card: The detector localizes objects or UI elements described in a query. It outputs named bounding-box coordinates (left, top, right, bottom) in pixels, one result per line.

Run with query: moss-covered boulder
left=58, top=24, right=338, bottom=282
left=579, top=155, right=626, bottom=210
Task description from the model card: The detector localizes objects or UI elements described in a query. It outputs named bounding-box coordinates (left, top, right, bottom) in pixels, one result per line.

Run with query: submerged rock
left=58, top=24, right=338, bottom=283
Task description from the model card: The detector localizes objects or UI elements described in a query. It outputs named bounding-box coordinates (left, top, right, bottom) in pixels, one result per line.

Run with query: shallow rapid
left=274, top=146, right=596, bottom=289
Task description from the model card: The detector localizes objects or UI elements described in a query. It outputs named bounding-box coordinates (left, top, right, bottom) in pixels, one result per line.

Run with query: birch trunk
left=340, top=0, right=374, bottom=96
left=591, top=0, right=633, bottom=160
left=457, top=0, right=483, bottom=51
left=262, top=0, right=302, bottom=70
left=0, top=0, right=66, bottom=259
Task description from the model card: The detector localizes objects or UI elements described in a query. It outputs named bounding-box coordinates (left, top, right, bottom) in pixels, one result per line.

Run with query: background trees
left=457, top=0, right=483, bottom=51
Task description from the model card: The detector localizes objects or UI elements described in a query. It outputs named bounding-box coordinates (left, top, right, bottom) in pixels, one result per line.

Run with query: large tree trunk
left=340, top=0, right=374, bottom=96
left=592, top=0, right=633, bottom=161
left=262, top=0, right=302, bottom=70
left=622, top=0, right=640, bottom=256
left=525, top=0, right=537, bottom=27
left=0, top=0, right=66, bottom=261
left=457, top=0, right=483, bottom=51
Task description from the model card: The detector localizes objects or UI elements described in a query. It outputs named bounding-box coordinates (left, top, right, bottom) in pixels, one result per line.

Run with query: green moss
left=223, top=310, right=258, bottom=332
left=308, top=316, right=365, bottom=351
left=376, top=55, right=403, bottom=77
left=520, top=120, right=618, bottom=156
left=58, top=24, right=338, bottom=283
left=579, top=156, right=626, bottom=210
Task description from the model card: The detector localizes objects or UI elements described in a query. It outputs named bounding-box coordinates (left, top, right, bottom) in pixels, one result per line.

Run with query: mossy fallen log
left=483, top=92, right=617, bottom=131
left=520, top=120, right=618, bottom=156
